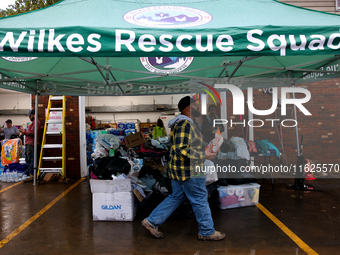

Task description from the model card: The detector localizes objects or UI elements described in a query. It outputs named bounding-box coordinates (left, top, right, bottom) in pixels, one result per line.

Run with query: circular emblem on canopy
left=124, top=6, right=212, bottom=28
left=140, top=57, right=194, bottom=73
left=42, top=82, right=57, bottom=94
left=1, top=57, right=38, bottom=62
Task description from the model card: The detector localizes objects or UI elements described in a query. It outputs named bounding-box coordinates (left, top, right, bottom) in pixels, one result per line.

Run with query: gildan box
left=90, top=179, right=132, bottom=193
left=92, top=192, right=137, bottom=221
left=217, top=183, right=260, bottom=210
left=90, top=179, right=137, bottom=221
left=124, top=132, right=145, bottom=148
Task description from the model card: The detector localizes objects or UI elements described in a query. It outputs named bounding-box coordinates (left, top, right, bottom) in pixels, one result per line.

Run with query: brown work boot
left=142, top=219, right=164, bottom=239
left=198, top=231, right=226, bottom=241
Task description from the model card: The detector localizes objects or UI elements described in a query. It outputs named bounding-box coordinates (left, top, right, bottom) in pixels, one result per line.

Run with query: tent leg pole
left=292, top=92, right=300, bottom=157
left=33, top=89, right=38, bottom=186
left=220, top=91, right=228, bottom=140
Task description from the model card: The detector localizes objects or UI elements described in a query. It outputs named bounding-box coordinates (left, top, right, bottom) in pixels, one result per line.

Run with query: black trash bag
left=138, top=192, right=159, bottom=218
left=206, top=182, right=219, bottom=199
left=138, top=176, right=172, bottom=217
left=216, top=178, right=228, bottom=186
left=206, top=182, right=220, bottom=210
left=220, top=139, right=236, bottom=153
left=93, top=156, right=130, bottom=179
left=138, top=165, right=163, bottom=182
left=153, top=176, right=194, bottom=219
left=153, top=176, right=172, bottom=199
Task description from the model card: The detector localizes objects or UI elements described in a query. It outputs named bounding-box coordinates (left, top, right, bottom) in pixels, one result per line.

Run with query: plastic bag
left=91, top=147, right=108, bottom=159
left=204, top=159, right=218, bottom=185
left=1, top=138, right=22, bottom=165
left=96, top=134, right=121, bottom=150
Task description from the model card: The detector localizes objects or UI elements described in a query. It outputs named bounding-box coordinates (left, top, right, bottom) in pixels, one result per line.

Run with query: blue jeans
left=146, top=177, right=215, bottom=237
left=25, top=144, right=40, bottom=176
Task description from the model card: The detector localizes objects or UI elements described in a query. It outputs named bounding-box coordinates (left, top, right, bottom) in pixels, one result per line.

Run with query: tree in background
left=0, top=0, right=61, bottom=18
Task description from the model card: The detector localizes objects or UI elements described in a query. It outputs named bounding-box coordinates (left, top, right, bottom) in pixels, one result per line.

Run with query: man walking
left=142, top=96, right=225, bottom=241
left=19, top=110, right=41, bottom=182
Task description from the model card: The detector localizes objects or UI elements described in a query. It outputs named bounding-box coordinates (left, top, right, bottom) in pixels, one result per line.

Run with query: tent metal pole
left=220, top=91, right=228, bottom=140
left=90, top=57, right=111, bottom=86
left=81, top=57, right=125, bottom=94
left=33, top=81, right=39, bottom=186
left=227, top=57, right=246, bottom=82
left=289, top=71, right=300, bottom=156
left=104, top=57, right=124, bottom=93
left=108, top=69, right=125, bottom=94
left=217, top=63, right=228, bottom=78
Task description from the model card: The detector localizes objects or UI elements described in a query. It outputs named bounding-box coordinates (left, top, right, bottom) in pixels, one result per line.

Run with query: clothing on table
left=255, top=139, right=280, bottom=159
left=2, top=126, right=19, bottom=139
left=230, top=136, right=250, bottom=160
left=263, top=140, right=280, bottom=159
left=247, top=140, right=257, bottom=153
left=255, top=140, right=269, bottom=156
left=219, top=139, right=236, bottom=153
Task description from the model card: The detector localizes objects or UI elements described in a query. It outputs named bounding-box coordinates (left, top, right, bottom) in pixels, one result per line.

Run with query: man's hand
left=205, top=149, right=217, bottom=159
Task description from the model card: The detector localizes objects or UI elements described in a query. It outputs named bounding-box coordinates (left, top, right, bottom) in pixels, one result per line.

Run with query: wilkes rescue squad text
left=0, top=29, right=340, bottom=56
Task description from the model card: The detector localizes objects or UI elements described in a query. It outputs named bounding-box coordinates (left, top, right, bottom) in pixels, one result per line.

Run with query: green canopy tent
left=0, top=0, right=339, bottom=95
left=0, top=0, right=339, bottom=183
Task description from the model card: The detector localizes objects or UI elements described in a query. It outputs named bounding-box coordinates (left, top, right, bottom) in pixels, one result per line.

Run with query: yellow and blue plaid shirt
left=168, top=119, right=205, bottom=181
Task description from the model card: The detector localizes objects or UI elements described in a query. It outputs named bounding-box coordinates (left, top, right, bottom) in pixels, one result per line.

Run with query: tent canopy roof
left=0, top=0, right=339, bottom=95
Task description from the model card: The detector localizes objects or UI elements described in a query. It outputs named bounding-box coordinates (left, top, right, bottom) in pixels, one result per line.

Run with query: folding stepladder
left=38, top=96, right=66, bottom=182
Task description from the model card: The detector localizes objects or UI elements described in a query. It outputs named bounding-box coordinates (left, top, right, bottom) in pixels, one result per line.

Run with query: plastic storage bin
left=217, top=183, right=260, bottom=210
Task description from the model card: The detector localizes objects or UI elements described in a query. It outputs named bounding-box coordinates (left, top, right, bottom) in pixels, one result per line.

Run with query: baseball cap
left=5, top=119, right=12, bottom=123
left=178, top=96, right=196, bottom=112
left=26, top=109, right=35, bottom=116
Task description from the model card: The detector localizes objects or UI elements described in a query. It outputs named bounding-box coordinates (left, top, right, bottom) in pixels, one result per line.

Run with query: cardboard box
left=217, top=183, right=260, bottom=210
left=90, top=179, right=132, bottom=193
left=90, top=179, right=140, bottom=221
left=92, top=192, right=137, bottom=221
left=124, top=132, right=145, bottom=148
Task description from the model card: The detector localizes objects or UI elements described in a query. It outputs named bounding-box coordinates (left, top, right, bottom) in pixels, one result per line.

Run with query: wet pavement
left=0, top=177, right=339, bottom=255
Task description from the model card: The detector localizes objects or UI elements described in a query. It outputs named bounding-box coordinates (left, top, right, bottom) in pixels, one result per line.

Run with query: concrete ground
left=0, top=177, right=339, bottom=255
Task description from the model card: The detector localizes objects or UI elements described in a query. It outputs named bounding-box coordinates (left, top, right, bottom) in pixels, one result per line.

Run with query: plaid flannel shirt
left=168, top=119, right=205, bottom=181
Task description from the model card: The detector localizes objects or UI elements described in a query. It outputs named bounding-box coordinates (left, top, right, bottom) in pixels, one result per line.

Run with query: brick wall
left=220, top=78, right=340, bottom=166
left=32, top=95, right=80, bottom=178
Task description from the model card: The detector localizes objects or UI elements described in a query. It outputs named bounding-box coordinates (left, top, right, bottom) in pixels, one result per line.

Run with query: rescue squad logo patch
left=123, top=6, right=212, bottom=28
left=140, top=57, right=194, bottom=73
